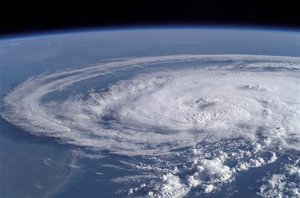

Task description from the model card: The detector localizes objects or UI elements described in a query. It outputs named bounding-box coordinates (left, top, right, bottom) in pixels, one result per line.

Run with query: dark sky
left=1, top=0, right=299, bottom=35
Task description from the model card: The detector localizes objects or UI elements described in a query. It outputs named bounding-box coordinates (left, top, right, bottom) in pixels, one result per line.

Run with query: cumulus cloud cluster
left=258, top=158, right=300, bottom=198
left=125, top=137, right=283, bottom=197
left=1, top=55, right=299, bottom=197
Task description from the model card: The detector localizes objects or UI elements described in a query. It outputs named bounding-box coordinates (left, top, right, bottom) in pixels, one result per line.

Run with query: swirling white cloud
left=2, top=54, right=300, bottom=197
left=2, top=55, right=299, bottom=156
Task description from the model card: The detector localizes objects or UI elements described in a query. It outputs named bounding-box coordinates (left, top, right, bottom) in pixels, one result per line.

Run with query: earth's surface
left=0, top=28, right=299, bottom=198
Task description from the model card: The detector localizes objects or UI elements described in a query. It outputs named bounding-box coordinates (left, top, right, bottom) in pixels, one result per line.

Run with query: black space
left=1, top=0, right=299, bottom=36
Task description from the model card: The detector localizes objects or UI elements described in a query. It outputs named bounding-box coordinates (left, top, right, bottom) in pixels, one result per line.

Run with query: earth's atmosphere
left=0, top=28, right=299, bottom=198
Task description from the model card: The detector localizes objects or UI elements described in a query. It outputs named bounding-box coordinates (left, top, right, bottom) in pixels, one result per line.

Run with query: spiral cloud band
left=2, top=55, right=300, bottom=156
left=2, top=54, right=300, bottom=196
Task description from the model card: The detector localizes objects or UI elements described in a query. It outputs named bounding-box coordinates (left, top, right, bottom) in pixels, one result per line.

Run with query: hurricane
left=2, top=54, right=300, bottom=197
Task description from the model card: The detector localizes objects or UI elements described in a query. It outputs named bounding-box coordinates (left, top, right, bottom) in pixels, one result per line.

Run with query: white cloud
left=1, top=55, right=300, bottom=197
left=2, top=55, right=299, bottom=156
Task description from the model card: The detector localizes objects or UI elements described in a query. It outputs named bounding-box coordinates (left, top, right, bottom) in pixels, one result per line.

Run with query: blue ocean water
left=0, top=28, right=299, bottom=197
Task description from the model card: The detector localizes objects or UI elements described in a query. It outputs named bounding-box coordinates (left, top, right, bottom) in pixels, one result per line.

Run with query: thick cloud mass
left=2, top=54, right=300, bottom=196
left=2, top=55, right=299, bottom=156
